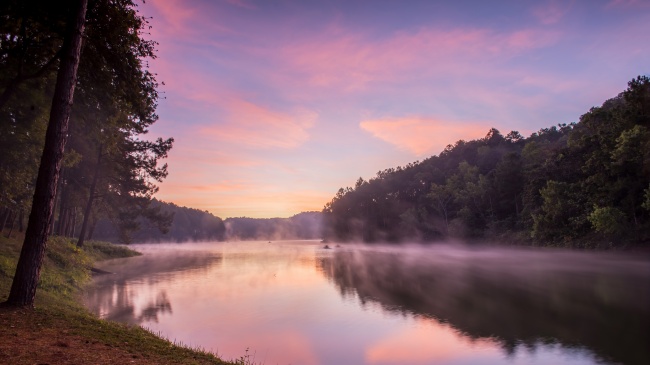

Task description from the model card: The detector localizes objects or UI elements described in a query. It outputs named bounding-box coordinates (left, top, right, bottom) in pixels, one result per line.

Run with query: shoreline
left=0, top=234, right=235, bottom=365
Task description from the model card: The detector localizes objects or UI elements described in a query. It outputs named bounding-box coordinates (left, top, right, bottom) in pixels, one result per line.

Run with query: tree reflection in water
left=85, top=250, right=221, bottom=325
left=318, top=246, right=650, bottom=365
left=139, top=291, right=172, bottom=323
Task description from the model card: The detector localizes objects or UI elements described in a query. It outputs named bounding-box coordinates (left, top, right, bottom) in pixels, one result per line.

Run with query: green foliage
left=0, top=234, right=138, bottom=301
left=532, top=180, right=587, bottom=241
left=0, top=236, right=20, bottom=279
left=82, top=240, right=141, bottom=261
left=588, top=206, right=626, bottom=236
left=644, top=185, right=650, bottom=212
left=323, top=76, right=650, bottom=246
left=39, top=237, right=92, bottom=298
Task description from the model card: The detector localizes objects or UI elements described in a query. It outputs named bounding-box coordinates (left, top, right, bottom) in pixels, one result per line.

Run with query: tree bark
left=77, top=145, right=102, bottom=247
left=48, top=175, right=63, bottom=236
left=5, top=212, right=17, bottom=238
left=55, top=169, right=69, bottom=235
left=60, top=208, right=68, bottom=237
left=0, top=208, right=8, bottom=232
left=87, top=214, right=97, bottom=240
left=18, top=209, right=24, bottom=232
left=56, top=194, right=68, bottom=236
left=71, top=207, right=77, bottom=237
left=6, top=0, right=88, bottom=308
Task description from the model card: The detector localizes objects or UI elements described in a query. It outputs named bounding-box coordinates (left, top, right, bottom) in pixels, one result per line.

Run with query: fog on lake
left=84, top=241, right=650, bottom=365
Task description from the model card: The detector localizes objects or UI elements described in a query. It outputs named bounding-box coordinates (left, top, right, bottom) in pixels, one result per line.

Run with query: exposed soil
left=0, top=305, right=153, bottom=365
left=0, top=305, right=228, bottom=365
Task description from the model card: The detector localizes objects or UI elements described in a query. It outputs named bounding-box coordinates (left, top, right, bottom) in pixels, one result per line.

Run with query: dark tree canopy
left=1, top=0, right=173, bottom=245
left=1, top=0, right=173, bottom=305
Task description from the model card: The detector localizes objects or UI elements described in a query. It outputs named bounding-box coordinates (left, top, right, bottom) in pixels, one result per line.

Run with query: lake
left=83, top=241, right=650, bottom=365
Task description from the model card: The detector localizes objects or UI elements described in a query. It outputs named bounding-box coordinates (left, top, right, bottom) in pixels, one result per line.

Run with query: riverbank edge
left=0, top=233, right=237, bottom=365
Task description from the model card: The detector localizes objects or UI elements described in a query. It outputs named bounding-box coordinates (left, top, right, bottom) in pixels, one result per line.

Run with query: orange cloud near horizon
left=156, top=183, right=331, bottom=219
left=360, top=117, right=493, bottom=156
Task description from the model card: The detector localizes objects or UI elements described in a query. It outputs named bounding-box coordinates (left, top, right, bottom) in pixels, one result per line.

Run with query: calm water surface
left=84, top=241, right=650, bottom=365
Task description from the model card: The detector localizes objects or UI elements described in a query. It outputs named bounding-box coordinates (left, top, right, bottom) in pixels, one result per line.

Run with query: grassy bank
left=0, top=233, right=235, bottom=365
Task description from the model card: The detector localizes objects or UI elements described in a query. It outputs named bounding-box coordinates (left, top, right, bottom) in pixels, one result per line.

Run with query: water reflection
left=83, top=242, right=650, bottom=365
left=318, top=245, right=650, bottom=365
left=85, top=247, right=221, bottom=324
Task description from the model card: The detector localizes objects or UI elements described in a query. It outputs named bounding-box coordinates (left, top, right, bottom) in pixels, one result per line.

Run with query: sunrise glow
left=140, top=0, right=650, bottom=218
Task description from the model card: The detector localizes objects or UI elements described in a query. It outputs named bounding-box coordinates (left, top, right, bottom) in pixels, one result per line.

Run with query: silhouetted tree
left=6, top=0, right=88, bottom=307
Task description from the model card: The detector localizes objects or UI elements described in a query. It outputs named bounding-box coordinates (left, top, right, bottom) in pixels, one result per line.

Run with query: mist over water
left=319, top=244, right=650, bottom=365
left=84, top=241, right=650, bottom=365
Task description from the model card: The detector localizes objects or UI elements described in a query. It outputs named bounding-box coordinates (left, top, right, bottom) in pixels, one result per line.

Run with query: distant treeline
left=92, top=200, right=225, bottom=243
left=224, top=212, right=323, bottom=241
left=90, top=201, right=322, bottom=243
left=322, top=76, right=650, bottom=247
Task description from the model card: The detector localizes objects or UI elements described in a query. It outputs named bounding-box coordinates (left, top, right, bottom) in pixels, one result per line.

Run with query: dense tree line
left=0, top=0, right=172, bottom=247
left=323, top=77, right=650, bottom=247
left=91, top=209, right=322, bottom=243
left=92, top=199, right=226, bottom=243
left=224, top=212, right=323, bottom=241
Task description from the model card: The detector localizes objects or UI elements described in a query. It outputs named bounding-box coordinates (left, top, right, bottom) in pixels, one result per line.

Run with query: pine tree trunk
left=4, top=210, right=14, bottom=237
left=18, top=209, right=24, bottom=232
left=87, top=214, right=97, bottom=240
left=71, top=207, right=77, bottom=237
left=55, top=172, right=69, bottom=235
left=60, top=206, right=70, bottom=236
left=65, top=208, right=74, bottom=237
left=0, top=208, right=9, bottom=232
left=48, top=175, right=63, bottom=236
left=6, top=0, right=88, bottom=308
left=77, top=146, right=102, bottom=247
left=61, top=208, right=69, bottom=237
left=5, top=212, right=17, bottom=238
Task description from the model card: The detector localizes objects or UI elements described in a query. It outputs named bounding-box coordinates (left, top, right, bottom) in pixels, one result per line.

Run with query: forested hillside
left=92, top=200, right=226, bottom=243
left=224, top=212, right=323, bottom=241
left=91, top=204, right=321, bottom=243
left=323, top=76, right=650, bottom=247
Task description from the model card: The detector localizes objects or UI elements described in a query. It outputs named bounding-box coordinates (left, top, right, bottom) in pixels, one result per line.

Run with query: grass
left=0, top=232, right=237, bottom=364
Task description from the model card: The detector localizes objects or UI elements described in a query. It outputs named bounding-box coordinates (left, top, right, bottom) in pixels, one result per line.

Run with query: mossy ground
left=0, top=233, right=237, bottom=365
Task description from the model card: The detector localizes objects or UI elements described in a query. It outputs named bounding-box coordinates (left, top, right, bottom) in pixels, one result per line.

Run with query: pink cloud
left=144, top=0, right=235, bottom=46
left=532, top=0, right=573, bottom=25
left=201, top=99, right=317, bottom=149
left=606, top=0, right=650, bottom=8
left=186, top=181, right=254, bottom=192
left=224, top=0, right=258, bottom=10
left=274, top=27, right=560, bottom=92
left=171, top=149, right=260, bottom=167
left=146, top=0, right=197, bottom=36
left=360, top=117, right=493, bottom=156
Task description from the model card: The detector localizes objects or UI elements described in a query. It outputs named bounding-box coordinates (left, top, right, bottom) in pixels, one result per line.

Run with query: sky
left=138, top=0, right=650, bottom=219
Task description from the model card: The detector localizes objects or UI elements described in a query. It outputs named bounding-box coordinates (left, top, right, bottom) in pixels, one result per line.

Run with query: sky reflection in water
left=84, top=242, right=650, bottom=365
